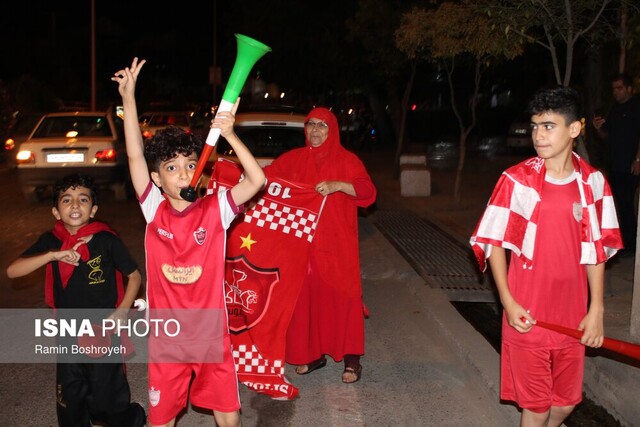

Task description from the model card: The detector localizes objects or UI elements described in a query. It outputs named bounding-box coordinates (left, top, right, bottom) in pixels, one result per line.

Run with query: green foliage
left=479, top=0, right=619, bottom=85
left=395, top=1, right=525, bottom=62
left=483, top=0, right=616, bottom=44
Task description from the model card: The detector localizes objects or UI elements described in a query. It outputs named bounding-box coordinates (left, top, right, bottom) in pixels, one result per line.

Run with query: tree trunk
left=584, top=44, right=605, bottom=168
left=619, top=4, right=628, bottom=73
left=544, top=24, right=563, bottom=85
left=393, top=61, right=417, bottom=178
left=385, top=77, right=403, bottom=154
left=447, top=60, right=481, bottom=203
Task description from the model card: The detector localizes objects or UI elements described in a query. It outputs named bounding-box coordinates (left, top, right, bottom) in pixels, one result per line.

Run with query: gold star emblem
left=240, top=233, right=257, bottom=251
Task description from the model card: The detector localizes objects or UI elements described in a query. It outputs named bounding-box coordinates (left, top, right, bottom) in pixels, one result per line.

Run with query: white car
left=3, top=112, right=43, bottom=169
left=139, top=111, right=192, bottom=139
left=15, top=111, right=129, bottom=202
left=198, top=109, right=307, bottom=194
left=506, top=118, right=532, bottom=150
left=227, top=110, right=306, bottom=165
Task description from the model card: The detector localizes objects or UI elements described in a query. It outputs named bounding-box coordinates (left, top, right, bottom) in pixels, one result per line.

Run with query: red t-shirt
left=503, top=173, right=588, bottom=349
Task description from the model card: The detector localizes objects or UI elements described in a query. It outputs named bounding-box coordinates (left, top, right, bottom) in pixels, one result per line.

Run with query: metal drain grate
left=372, top=210, right=497, bottom=302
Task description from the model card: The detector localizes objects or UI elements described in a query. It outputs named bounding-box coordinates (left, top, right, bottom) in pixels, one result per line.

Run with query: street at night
left=0, top=156, right=524, bottom=426
left=2, top=147, right=638, bottom=425
left=2, top=1, right=640, bottom=426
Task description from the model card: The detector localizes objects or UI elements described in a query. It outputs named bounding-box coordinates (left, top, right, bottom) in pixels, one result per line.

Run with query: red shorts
left=147, top=335, right=241, bottom=425
left=500, top=342, right=584, bottom=413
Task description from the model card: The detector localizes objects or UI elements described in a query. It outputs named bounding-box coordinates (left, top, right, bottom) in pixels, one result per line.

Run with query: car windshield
left=231, top=127, right=306, bottom=157
left=147, top=114, right=189, bottom=127
left=32, top=116, right=112, bottom=138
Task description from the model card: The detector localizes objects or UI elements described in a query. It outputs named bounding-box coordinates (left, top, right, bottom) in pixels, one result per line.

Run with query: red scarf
left=470, top=154, right=623, bottom=272
left=45, top=220, right=124, bottom=308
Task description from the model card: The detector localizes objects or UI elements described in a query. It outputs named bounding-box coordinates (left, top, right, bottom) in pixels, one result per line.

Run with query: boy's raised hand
left=211, top=98, right=241, bottom=140
left=112, top=57, right=146, bottom=97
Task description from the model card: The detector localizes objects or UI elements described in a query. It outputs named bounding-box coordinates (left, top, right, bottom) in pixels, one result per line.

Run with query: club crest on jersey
left=193, top=227, right=207, bottom=245
left=572, top=202, right=583, bottom=222
left=224, top=256, right=279, bottom=333
left=149, top=387, right=160, bottom=407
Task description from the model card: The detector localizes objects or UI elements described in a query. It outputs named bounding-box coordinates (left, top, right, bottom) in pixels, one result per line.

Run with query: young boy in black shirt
left=7, top=173, right=146, bottom=427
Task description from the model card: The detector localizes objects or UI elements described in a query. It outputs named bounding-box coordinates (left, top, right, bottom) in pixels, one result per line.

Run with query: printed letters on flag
left=209, top=158, right=325, bottom=400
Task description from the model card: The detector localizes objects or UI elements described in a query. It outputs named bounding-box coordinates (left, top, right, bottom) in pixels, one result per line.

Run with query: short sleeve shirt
left=504, top=173, right=588, bottom=349
left=22, top=231, right=137, bottom=309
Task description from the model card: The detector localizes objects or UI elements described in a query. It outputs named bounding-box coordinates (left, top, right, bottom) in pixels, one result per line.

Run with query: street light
left=212, top=0, right=217, bottom=103
left=90, top=0, right=96, bottom=111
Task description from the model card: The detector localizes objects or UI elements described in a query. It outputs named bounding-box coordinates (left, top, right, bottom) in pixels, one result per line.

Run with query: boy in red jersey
left=113, top=58, right=265, bottom=427
left=470, top=86, right=623, bottom=426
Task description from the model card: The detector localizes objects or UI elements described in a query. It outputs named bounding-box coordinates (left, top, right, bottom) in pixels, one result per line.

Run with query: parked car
left=506, top=117, right=533, bottom=151
left=469, top=135, right=508, bottom=158
left=198, top=109, right=307, bottom=194
left=15, top=111, right=129, bottom=202
left=426, top=137, right=459, bottom=170
left=139, top=111, right=192, bottom=139
left=3, top=112, right=43, bottom=168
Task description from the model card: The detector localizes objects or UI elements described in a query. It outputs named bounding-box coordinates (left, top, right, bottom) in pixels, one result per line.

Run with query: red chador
left=265, top=107, right=377, bottom=366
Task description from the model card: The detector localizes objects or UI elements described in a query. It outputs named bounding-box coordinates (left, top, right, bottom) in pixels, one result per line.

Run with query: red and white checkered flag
left=209, top=158, right=325, bottom=400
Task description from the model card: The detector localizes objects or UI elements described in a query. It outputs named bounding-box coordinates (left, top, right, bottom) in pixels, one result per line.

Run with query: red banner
left=209, top=158, right=325, bottom=399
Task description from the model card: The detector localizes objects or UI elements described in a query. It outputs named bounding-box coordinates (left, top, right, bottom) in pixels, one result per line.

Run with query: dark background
left=1, top=0, right=638, bottom=168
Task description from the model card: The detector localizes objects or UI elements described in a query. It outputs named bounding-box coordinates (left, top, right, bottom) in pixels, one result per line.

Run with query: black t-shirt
left=604, top=95, right=640, bottom=172
left=23, top=230, right=138, bottom=309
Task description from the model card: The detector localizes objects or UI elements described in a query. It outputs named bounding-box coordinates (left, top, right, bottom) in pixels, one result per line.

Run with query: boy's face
left=530, top=112, right=581, bottom=160
left=151, top=152, right=199, bottom=206
left=52, top=186, right=98, bottom=234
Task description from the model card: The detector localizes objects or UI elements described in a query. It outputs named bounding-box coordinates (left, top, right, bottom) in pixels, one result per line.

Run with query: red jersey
left=139, top=183, right=241, bottom=343
left=504, top=173, right=587, bottom=349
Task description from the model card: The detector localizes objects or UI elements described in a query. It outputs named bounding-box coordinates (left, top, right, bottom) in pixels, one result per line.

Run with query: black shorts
left=56, top=361, right=145, bottom=427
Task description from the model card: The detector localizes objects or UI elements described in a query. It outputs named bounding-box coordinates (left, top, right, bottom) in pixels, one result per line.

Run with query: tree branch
left=575, top=0, right=612, bottom=39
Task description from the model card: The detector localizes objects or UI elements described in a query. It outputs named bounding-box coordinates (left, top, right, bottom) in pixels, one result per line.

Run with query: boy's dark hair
left=52, top=173, right=98, bottom=206
left=144, top=126, right=204, bottom=172
left=612, top=73, right=633, bottom=88
left=528, top=86, right=582, bottom=124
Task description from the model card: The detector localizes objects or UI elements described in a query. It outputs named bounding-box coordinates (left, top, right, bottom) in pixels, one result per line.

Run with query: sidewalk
left=360, top=148, right=640, bottom=426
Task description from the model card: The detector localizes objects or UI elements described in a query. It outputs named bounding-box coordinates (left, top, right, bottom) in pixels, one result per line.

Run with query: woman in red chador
left=264, top=107, right=376, bottom=383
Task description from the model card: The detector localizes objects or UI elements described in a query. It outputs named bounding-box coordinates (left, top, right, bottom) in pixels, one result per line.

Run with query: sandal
left=295, top=356, right=327, bottom=375
left=342, top=364, right=362, bottom=383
